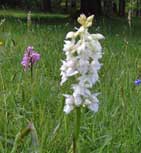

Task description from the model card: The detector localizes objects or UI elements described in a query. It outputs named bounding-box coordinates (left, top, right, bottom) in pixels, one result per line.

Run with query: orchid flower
left=60, top=14, right=104, bottom=114
left=21, top=46, right=40, bottom=71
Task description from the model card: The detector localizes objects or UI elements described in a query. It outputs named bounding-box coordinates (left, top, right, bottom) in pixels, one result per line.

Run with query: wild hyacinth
left=21, top=46, right=40, bottom=71
left=134, top=79, right=141, bottom=85
left=61, top=14, right=104, bottom=114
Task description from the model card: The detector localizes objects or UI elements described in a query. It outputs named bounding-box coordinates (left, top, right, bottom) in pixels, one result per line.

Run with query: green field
left=0, top=16, right=141, bottom=153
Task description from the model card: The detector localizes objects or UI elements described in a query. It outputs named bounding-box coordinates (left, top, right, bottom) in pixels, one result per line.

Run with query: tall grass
left=0, top=17, right=141, bottom=152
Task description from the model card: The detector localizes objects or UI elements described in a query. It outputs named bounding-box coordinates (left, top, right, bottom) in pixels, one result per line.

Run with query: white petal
left=66, top=68, right=78, bottom=76
left=88, top=40, right=102, bottom=52
left=77, top=43, right=85, bottom=53
left=72, top=84, right=91, bottom=96
left=60, top=76, right=67, bottom=85
left=64, top=105, right=74, bottom=114
left=78, top=60, right=89, bottom=74
left=65, top=96, right=74, bottom=105
left=66, top=32, right=75, bottom=39
left=87, top=15, right=94, bottom=22
left=91, top=33, right=105, bottom=40
left=88, top=102, right=99, bottom=112
left=73, top=94, right=82, bottom=106
left=66, top=60, right=76, bottom=67
left=84, top=99, right=91, bottom=105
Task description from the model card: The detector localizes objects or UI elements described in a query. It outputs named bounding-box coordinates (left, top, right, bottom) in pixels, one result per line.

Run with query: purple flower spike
left=21, top=46, right=40, bottom=71
left=134, top=79, right=141, bottom=85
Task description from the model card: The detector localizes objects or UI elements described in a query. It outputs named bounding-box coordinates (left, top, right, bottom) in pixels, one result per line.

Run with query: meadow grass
left=0, top=17, right=141, bottom=153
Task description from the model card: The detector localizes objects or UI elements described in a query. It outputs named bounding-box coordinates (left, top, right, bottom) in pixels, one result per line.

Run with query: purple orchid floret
left=134, top=79, right=141, bottom=85
left=21, top=46, right=40, bottom=71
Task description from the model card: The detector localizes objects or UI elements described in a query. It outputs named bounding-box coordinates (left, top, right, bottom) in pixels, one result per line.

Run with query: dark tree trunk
left=70, top=0, right=76, bottom=8
left=136, top=0, right=141, bottom=16
left=0, top=0, right=6, bottom=5
left=65, top=0, right=68, bottom=10
left=80, top=0, right=101, bottom=16
left=41, top=0, right=51, bottom=12
left=119, top=0, right=125, bottom=16
left=0, top=0, right=22, bottom=7
left=103, top=0, right=113, bottom=17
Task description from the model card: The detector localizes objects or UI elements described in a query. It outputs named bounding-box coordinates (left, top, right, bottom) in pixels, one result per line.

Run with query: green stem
left=73, top=107, right=81, bottom=153
left=31, top=63, right=33, bottom=82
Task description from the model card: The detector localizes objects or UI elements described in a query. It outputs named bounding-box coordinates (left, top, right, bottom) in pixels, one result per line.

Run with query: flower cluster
left=135, top=79, right=141, bottom=85
left=21, top=46, right=40, bottom=71
left=60, top=14, right=104, bottom=114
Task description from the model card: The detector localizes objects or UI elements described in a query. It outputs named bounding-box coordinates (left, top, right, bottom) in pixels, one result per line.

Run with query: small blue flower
left=134, top=79, right=141, bottom=85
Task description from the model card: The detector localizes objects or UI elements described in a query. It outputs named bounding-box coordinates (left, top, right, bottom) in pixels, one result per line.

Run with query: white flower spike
left=60, top=14, right=104, bottom=114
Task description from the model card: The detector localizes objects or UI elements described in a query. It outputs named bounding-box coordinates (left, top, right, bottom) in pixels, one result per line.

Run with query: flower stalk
left=73, top=107, right=81, bottom=153
left=31, top=62, right=33, bottom=82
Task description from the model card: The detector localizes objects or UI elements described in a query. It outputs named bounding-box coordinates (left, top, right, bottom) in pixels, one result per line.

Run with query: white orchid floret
left=60, top=14, right=104, bottom=114
left=91, top=33, right=105, bottom=40
left=62, top=59, right=76, bottom=68
left=87, top=15, right=94, bottom=23
left=84, top=93, right=99, bottom=112
left=60, top=60, right=78, bottom=85
left=73, top=93, right=82, bottom=106
left=91, top=51, right=103, bottom=60
left=77, top=41, right=86, bottom=53
left=64, top=94, right=74, bottom=105
left=61, top=59, right=77, bottom=69
left=90, top=61, right=102, bottom=71
left=63, top=94, right=74, bottom=114
left=67, top=68, right=78, bottom=76
left=77, top=14, right=94, bottom=28
left=88, top=94, right=100, bottom=112
left=87, top=38, right=102, bottom=52
left=78, top=59, right=89, bottom=74
left=63, top=40, right=75, bottom=52
left=88, top=102, right=99, bottom=112
left=72, top=84, right=91, bottom=97
left=77, top=14, right=87, bottom=25
left=60, top=75, right=67, bottom=85
left=66, top=31, right=76, bottom=39
left=78, top=73, right=99, bottom=88
left=64, top=104, right=74, bottom=114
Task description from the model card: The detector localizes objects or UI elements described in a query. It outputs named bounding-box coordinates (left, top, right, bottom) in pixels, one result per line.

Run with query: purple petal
left=31, top=52, right=40, bottom=64
left=134, top=79, right=141, bottom=85
left=88, top=102, right=99, bottom=112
